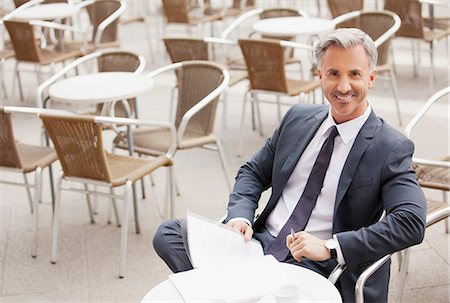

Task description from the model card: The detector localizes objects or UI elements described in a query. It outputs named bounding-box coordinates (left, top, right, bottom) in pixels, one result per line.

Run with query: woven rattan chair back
left=384, top=0, right=424, bottom=39
left=336, top=12, right=395, bottom=66
left=239, top=39, right=287, bottom=93
left=259, top=8, right=300, bottom=19
left=95, top=50, right=142, bottom=116
left=41, top=114, right=112, bottom=182
left=162, top=0, right=191, bottom=24
left=87, top=0, right=121, bottom=44
left=96, top=50, right=141, bottom=72
left=14, top=0, right=67, bottom=6
left=163, top=37, right=209, bottom=62
left=0, top=107, right=22, bottom=168
left=327, top=0, right=363, bottom=27
left=174, top=63, right=224, bottom=136
left=4, top=20, right=42, bottom=63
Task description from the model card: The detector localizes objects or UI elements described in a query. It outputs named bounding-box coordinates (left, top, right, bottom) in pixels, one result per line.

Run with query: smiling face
left=317, top=44, right=376, bottom=124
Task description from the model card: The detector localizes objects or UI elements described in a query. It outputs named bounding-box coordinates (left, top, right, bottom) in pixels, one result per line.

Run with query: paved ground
left=0, top=1, right=448, bottom=302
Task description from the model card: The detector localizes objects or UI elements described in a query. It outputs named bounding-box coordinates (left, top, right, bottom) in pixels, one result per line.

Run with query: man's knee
left=152, top=219, right=182, bottom=255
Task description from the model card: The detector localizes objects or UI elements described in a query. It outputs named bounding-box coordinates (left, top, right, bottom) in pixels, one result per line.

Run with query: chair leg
left=444, top=191, right=449, bottom=234
left=131, top=183, right=140, bottom=234
left=31, top=167, right=43, bottom=258
left=388, top=68, right=402, bottom=126
left=110, top=187, right=121, bottom=227
left=51, top=175, right=63, bottom=264
left=84, top=184, right=95, bottom=224
left=398, top=248, right=410, bottom=303
left=238, top=90, right=250, bottom=157
left=215, top=140, right=232, bottom=192
left=167, top=166, right=175, bottom=219
left=119, top=181, right=132, bottom=278
left=23, top=173, right=33, bottom=213
left=254, top=93, right=264, bottom=137
left=411, top=41, right=418, bottom=78
left=276, top=95, right=282, bottom=123
left=429, top=42, right=435, bottom=95
left=15, top=62, right=24, bottom=101
left=0, top=58, right=7, bottom=99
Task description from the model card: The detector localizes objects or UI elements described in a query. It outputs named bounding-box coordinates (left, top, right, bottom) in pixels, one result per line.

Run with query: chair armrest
left=220, top=7, right=263, bottom=39
left=94, top=0, right=126, bottom=47
left=3, top=0, right=43, bottom=21
left=36, top=51, right=102, bottom=108
left=327, top=264, right=347, bottom=284
left=176, top=68, right=230, bottom=145
left=412, top=157, right=450, bottom=168
left=95, top=116, right=177, bottom=157
left=404, top=86, right=450, bottom=138
left=355, top=255, right=391, bottom=303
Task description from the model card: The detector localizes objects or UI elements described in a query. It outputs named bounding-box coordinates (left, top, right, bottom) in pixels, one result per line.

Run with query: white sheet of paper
left=169, top=255, right=283, bottom=303
left=186, top=212, right=264, bottom=269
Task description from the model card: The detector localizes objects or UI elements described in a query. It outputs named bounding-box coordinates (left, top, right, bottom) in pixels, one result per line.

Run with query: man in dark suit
left=153, top=28, right=426, bottom=302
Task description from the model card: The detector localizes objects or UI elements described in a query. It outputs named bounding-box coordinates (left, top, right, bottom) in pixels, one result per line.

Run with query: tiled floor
left=0, top=1, right=449, bottom=302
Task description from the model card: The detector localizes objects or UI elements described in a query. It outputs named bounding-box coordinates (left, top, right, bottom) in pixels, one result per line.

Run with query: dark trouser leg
left=152, top=218, right=193, bottom=273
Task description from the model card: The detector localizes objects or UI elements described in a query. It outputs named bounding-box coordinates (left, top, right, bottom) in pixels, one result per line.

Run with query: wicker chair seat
left=229, top=72, right=248, bottom=86
left=16, top=143, right=58, bottom=173
left=114, top=127, right=217, bottom=156
left=188, top=13, right=222, bottom=25
left=424, top=17, right=450, bottom=31
left=414, top=158, right=450, bottom=191
left=423, top=29, right=450, bottom=42
left=286, top=79, right=321, bottom=96
left=39, top=47, right=84, bottom=65
left=106, top=153, right=172, bottom=186
left=0, top=49, right=15, bottom=59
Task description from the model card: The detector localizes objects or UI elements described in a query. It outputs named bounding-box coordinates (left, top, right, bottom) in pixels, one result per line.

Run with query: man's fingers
left=244, top=226, right=254, bottom=241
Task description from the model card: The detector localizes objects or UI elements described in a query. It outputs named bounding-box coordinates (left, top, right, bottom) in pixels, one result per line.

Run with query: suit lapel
left=334, top=111, right=381, bottom=212
left=270, top=110, right=328, bottom=209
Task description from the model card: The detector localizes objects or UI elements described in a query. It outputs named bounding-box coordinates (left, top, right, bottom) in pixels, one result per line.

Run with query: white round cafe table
left=48, top=72, right=153, bottom=106
left=252, top=16, right=335, bottom=38
left=140, top=263, right=342, bottom=303
left=13, top=3, right=80, bottom=21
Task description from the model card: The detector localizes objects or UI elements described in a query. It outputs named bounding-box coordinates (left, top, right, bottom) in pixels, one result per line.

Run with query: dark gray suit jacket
left=226, top=104, right=426, bottom=302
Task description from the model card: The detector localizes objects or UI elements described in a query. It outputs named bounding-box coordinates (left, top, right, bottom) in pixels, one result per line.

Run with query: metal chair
left=326, top=0, right=363, bottom=27
left=220, top=7, right=308, bottom=72
left=163, top=36, right=247, bottom=128
left=237, top=38, right=321, bottom=156
left=332, top=10, right=403, bottom=125
left=3, top=18, right=86, bottom=100
left=161, top=0, right=222, bottom=36
left=395, top=86, right=450, bottom=302
left=0, top=106, right=62, bottom=258
left=112, top=60, right=233, bottom=192
left=41, top=113, right=175, bottom=278
left=384, top=0, right=450, bottom=93
left=65, top=0, right=126, bottom=52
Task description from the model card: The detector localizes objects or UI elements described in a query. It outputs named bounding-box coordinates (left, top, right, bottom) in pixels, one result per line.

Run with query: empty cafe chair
left=0, top=105, right=62, bottom=258
left=112, top=60, right=233, bottom=192
left=41, top=112, right=175, bottom=278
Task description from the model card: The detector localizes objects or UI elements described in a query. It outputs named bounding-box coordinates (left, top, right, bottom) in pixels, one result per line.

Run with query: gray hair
left=314, top=28, right=378, bottom=72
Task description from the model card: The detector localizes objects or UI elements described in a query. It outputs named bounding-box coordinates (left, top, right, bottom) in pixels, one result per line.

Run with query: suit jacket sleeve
left=225, top=106, right=297, bottom=224
left=336, top=137, right=426, bottom=272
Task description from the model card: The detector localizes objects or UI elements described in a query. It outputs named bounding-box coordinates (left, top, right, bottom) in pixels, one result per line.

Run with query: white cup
left=273, top=284, right=301, bottom=303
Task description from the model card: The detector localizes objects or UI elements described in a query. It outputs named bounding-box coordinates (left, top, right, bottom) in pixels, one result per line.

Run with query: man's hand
left=226, top=220, right=254, bottom=241
left=286, top=231, right=330, bottom=262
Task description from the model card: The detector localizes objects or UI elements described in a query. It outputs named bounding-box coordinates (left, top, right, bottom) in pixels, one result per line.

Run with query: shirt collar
left=321, top=103, right=372, bottom=145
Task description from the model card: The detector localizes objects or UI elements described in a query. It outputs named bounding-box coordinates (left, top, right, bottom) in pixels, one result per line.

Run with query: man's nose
left=337, top=77, right=351, bottom=93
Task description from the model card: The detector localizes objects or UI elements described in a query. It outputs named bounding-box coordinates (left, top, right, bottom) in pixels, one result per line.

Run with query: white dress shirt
left=265, top=105, right=371, bottom=264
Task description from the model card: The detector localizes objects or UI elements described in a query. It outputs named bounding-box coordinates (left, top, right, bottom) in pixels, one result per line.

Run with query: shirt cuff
left=333, top=234, right=346, bottom=265
left=226, top=217, right=252, bottom=227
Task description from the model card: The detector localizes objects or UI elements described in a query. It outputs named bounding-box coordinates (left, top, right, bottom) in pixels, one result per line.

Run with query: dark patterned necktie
left=268, top=126, right=339, bottom=261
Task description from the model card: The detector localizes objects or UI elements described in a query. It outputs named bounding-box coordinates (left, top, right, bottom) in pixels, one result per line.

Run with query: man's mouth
left=334, top=94, right=354, bottom=102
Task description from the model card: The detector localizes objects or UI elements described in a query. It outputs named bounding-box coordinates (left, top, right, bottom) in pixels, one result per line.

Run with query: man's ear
left=317, top=67, right=322, bottom=80
left=368, top=69, right=376, bottom=88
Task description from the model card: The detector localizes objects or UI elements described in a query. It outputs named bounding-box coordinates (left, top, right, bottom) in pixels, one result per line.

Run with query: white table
left=13, top=3, right=80, bottom=21
left=140, top=262, right=342, bottom=303
left=252, top=16, right=335, bottom=38
left=49, top=72, right=153, bottom=106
